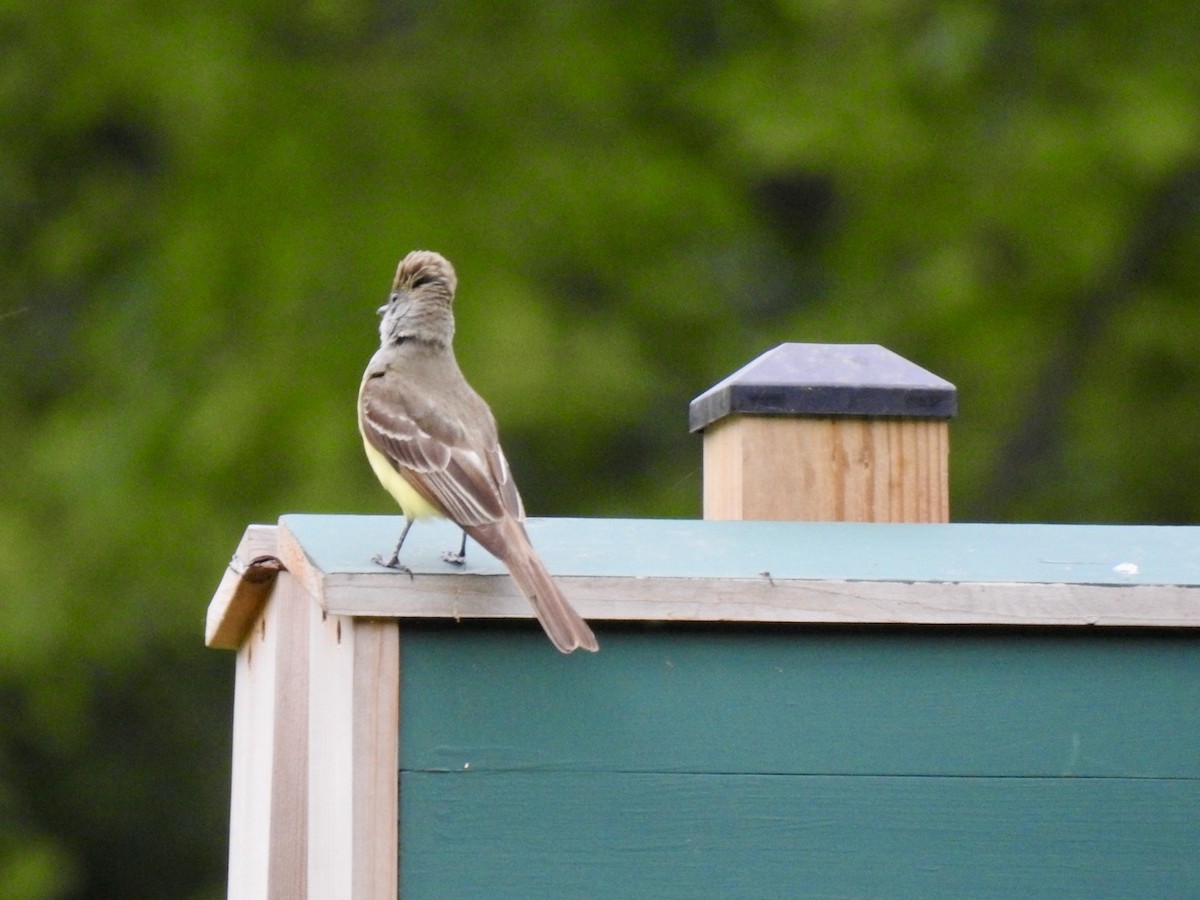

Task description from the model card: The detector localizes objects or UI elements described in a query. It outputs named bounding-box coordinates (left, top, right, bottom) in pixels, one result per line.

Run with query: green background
left=3, top=2, right=1200, bottom=897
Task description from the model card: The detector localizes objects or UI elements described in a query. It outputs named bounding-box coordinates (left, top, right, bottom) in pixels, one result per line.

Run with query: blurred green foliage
left=2, top=1, right=1199, bottom=896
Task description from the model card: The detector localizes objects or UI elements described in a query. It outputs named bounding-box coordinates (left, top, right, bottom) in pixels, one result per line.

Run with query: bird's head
left=378, top=250, right=458, bottom=346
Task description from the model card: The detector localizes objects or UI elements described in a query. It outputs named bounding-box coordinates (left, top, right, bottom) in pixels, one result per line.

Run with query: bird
left=357, top=250, right=599, bottom=653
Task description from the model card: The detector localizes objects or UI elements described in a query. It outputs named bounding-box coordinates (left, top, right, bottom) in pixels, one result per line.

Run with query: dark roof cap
left=689, top=343, right=956, bottom=432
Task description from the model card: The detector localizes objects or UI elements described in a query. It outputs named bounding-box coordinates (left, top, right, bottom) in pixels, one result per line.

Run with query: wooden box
left=208, top=515, right=1200, bottom=898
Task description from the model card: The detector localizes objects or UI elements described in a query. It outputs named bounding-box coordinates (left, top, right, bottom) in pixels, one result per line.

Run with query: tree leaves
left=3, top=1, right=1200, bottom=896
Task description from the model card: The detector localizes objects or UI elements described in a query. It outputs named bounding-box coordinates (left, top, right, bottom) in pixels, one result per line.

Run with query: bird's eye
left=412, top=273, right=436, bottom=288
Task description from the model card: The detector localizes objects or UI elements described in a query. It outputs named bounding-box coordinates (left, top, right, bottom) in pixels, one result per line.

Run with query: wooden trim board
left=294, top=572, right=1200, bottom=628
left=307, top=610, right=399, bottom=899
left=207, top=524, right=284, bottom=650
left=226, top=570, right=310, bottom=900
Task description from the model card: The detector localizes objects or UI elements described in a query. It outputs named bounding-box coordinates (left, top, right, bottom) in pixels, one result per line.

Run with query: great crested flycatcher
left=357, top=250, right=598, bottom=653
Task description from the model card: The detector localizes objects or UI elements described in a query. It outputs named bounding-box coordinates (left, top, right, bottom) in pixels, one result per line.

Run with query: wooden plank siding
left=397, top=626, right=1200, bottom=898
left=401, top=771, right=1200, bottom=897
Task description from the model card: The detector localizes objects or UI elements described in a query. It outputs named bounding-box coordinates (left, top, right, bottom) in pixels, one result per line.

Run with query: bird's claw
left=440, top=550, right=466, bottom=566
left=372, top=553, right=414, bottom=580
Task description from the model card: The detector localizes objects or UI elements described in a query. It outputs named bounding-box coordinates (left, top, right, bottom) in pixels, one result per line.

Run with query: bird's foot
left=372, top=553, right=414, bottom=580
left=442, top=531, right=468, bottom=566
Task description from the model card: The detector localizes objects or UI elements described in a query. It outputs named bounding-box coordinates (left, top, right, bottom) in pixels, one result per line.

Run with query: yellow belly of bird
left=362, top=437, right=442, bottom=520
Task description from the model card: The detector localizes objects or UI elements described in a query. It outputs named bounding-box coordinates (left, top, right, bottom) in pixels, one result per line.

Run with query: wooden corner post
left=691, top=343, right=956, bottom=523
left=208, top=525, right=400, bottom=900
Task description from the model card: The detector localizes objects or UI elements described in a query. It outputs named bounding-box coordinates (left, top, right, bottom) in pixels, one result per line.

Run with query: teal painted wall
left=398, top=625, right=1200, bottom=898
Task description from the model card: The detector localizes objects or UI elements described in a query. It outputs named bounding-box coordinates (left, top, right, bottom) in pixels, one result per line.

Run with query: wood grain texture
left=702, top=414, right=949, bottom=522
left=206, top=524, right=282, bottom=649
left=400, top=771, right=1200, bottom=898
left=308, top=575, right=1200, bottom=628
left=226, top=571, right=310, bottom=900
left=307, top=611, right=399, bottom=900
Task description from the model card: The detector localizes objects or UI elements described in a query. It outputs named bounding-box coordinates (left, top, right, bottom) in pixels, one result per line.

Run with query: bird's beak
left=378, top=291, right=403, bottom=316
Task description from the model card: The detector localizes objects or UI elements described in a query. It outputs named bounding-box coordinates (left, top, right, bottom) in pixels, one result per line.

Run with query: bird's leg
left=441, top=530, right=468, bottom=566
left=372, top=518, right=415, bottom=579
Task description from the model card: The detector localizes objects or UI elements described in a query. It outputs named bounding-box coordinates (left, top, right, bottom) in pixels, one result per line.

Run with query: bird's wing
left=487, top=442, right=526, bottom=521
left=359, top=371, right=510, bottom=525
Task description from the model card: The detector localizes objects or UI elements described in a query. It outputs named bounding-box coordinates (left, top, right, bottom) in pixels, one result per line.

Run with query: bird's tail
left=468, top=519, right=598, bottom=654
